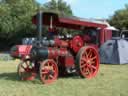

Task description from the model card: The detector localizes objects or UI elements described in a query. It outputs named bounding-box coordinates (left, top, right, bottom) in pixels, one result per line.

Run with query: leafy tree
left=0, top=0, right=74, bottom=50
left=0, top=0, right=38, bottom=49
left=43, top=0, right=73, bottom=35
left=44, top=0, right=73, bottom=16
left=109, top=4, right=128, bottom=30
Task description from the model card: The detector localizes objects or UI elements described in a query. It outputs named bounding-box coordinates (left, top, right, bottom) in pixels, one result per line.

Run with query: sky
left=36, top=0, right=128, bottom=19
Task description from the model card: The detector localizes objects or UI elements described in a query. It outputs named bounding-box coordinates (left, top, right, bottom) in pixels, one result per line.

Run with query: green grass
left=0, top=60, right=128, bottom=96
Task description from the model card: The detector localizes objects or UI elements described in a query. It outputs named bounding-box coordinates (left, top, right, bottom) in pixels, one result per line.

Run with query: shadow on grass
left=0, top=72, right=81, bottom=85
left=0, top=72, right=19, bottom=81
left=59, top=73, right=81, bottom=79
left=0, top=72, right=43, bottom=84
left=0, top=72, right=82, bottom=83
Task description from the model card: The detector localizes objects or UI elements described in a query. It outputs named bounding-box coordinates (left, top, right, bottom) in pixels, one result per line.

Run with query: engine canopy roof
left=32, top=12, right=108, bottom=30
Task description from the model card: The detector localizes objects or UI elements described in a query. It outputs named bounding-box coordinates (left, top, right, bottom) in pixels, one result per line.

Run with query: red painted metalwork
left=100, top=29, right=112, bottom=45
left=82, top=35, right=91, bottom=43
left=48, top=48, right=68, bottom=59
left=64, top=55, right=74, bottom=67
left=59, top=18, right=107, bottom=29
left=70, top=35, right=84, bottom=53
left=18, top=59, right=36, bottom=80
left=10, top=11, right=114, bottom=84
left=10, top=45, right=32, bottom=58
left=76, top=46, right=99, bottom=78
left=40, top=59, right=58, bottom=84
left=32, top=12, right=107, bottom=30
left=58, top=55, right=75, bottom=68
left=32, top=12, right=113, bottom=46
left=104, top=29, right=112, bottom=42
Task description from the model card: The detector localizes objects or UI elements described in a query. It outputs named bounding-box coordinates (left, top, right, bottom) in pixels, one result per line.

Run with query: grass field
left=0, top=60, right=128, bottom=96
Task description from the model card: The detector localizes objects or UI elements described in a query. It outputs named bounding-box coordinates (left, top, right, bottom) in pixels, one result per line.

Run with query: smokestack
left=37, top=10, right=43, bottom=41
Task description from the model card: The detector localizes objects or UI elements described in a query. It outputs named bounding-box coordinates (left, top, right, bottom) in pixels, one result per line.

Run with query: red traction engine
left=10, top=11, right=100, bottom=84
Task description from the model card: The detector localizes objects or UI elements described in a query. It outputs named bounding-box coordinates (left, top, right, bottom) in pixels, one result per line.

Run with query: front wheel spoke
left=49, top=74, right=54, bottom=79
left=88, top=52, right=93, bottom=58
left=42, top=71, right=48, bottom=74
left=87, top=49, right=91, bottom=57
left=52, top=69, right=55, bottom=73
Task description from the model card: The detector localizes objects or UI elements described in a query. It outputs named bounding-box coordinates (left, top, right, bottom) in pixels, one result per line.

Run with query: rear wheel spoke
left=90, top=56, right=96, bottom=61
left=80, top=63, right=87, bottom=68
left=81, top=58, right=87, bottom=62
left=84, top=51, right=88, bottom=59
left=90, top=65, right=96, bottom=70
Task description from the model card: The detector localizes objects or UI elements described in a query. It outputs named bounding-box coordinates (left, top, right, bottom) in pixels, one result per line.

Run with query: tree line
left=0, top=0, right=72, bottom=50
left=0, top=0, right=128, bottom=50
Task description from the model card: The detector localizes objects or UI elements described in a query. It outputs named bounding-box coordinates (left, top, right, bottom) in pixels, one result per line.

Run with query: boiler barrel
left=30, top=47, right=68, bottom=60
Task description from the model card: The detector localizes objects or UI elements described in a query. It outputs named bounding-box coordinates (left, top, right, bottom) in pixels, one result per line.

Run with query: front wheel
left=76, top=46, right=99, bottom=78
left=40, top=59, right=58, bottom=84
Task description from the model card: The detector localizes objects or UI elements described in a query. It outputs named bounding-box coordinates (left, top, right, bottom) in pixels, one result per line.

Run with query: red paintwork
left=58, top=55, right=75, bottom=68
left=77, top=46, right=99, bottom=78
left=32, top=12, right=107, bottom=30
left=48, top=47, right=68, bottom=59
left=59, top=18, right=107, bottom=29
left=11, top=45, right=32, bottom=58
left=32, top=12, right=112, bottom=46
left=64, top=55, right=75, bottom=67
left=11, top=12, right=114, bottom=84
left=70, top=35, right=84, bottom=53
left=54, top=38, right=69, bottom=47
left=82, top=35, right=91, bottom=43
left=100, top=29, right=112, bottom=45
left=40, top=59, right=58, bottom=84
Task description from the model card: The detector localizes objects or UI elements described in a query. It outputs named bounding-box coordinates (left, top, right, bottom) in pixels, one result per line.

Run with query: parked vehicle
left=10, top=11, right=115, bottom=84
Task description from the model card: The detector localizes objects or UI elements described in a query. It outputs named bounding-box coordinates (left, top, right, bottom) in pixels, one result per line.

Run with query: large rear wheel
left=40, top=59, right=58, bottom=84
left=76, top=46, right=99, bottom=78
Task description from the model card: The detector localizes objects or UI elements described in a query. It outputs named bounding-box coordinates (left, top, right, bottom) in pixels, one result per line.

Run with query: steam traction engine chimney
left=14, top=11, right=100, bottom=84
left=37, top=10, right=43, bottom=41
